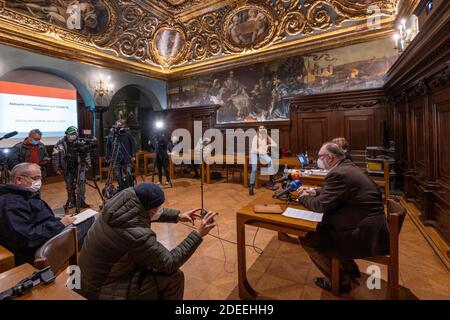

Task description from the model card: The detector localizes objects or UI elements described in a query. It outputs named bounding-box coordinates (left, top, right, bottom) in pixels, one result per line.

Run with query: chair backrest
left=34, top=227, right=78, bottom=276
left=386, top=199, right=406, bottom=260
left=387, top=199, right=406, bottom=235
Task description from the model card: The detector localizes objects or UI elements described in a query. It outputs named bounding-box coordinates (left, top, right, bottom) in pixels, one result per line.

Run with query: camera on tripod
left=111, top=125, right=129, bottom=138
left=72, top=138, right=98, bottom=156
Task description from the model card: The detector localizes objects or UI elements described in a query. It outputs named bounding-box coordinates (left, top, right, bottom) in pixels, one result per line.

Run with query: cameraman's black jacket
left=0, top=184, right=65, bottom=265
left=105, top=129, right=136, bottom=164
left=52, top=137, right=91, bottom=172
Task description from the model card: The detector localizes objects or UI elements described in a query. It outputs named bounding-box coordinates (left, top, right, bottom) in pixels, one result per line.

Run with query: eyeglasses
left=318, top=153, right=330, bottom=158
left=19, top=175, right=42, bottom=181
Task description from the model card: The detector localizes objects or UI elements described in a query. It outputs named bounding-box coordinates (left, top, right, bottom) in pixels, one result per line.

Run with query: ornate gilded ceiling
left=0, top=0, right=409, bottom=79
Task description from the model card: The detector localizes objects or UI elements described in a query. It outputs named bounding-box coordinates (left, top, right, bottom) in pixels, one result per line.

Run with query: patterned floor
left=41, top=177, right=450, bottom=300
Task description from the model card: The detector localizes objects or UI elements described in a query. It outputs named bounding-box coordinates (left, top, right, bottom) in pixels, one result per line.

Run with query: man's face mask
left=317, top=154, right=330, bottom=170
left=31, top=139, right=39, bottom=145
left=29, top=179, right=42, bottom=192
left=67, top=133, right=77, bottom=142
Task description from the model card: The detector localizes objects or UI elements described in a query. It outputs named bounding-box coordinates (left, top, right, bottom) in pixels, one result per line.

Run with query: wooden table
left=0, top=246, right=14, bottom=273
left=205, top=154, right=248, bottom=187
left=237, top=193, right=318, bottom=299
left=0, top=263, right=85, bottom=300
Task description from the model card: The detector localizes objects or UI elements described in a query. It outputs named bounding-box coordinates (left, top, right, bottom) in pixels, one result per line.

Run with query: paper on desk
left=73, top=209, right=98, bottom=225
left=282, top=207, right=323, bottom=222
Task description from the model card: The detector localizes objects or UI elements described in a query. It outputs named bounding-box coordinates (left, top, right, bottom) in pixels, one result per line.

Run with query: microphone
left=0, top=131, right=18, bottom=141
left=273, top=180, right=302, bottom=198
left=273, top=170, right=302, bottom=184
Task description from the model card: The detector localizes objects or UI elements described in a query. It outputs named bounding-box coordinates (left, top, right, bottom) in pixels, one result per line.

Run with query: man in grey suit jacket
left=298, top=142, right=389, bottom=293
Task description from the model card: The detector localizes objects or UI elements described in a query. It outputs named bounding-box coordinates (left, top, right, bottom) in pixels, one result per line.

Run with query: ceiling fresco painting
left=0, top=0, right=405, bottom=78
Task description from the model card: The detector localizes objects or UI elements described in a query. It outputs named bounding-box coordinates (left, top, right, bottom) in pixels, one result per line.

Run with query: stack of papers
left=310, top=169, right=328, bottom=176
left=282, top=207, right=323, bottom=222
left=73, top=209, right=99, bottom=225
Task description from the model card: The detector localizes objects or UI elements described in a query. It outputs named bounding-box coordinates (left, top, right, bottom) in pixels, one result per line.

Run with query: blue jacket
left=0, top=184, right=65, bottom=265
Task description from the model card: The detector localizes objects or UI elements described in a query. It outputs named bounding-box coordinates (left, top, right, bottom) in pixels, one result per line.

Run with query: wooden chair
left=0, top=245, right=14, bottom=273
left=33, top=227, right=78, bottom=276
left=226, top=164, right=243, bottom=183
left=331, top=199, right=406, bottom=299
left=369, top=160, right=390, bottom=205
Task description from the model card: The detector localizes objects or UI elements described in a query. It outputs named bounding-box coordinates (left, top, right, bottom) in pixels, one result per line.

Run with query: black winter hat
left=134, top=183, right=165, bottom=210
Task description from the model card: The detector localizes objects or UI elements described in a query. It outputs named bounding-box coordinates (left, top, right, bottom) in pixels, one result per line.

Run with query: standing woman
left=151, top=133, right=171, bottom=187
left=331, top=137, right=352, bottom=161
left=249, top=126, right=277, bottom=196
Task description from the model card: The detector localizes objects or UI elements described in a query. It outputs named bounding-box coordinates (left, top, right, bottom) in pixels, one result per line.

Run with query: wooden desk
left=205, top=154, right=248, bottom=187
left=0, top=246, right=14, bottom=273
left=0, top=263, right=85, bottom=300
left=300, top=174, right=325, bottom=186
left=237, top=194, right=317, bottom=299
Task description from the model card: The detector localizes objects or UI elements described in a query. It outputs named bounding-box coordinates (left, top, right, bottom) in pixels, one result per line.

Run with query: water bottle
left=305, top=150, right=309, bottom=166
left=283, top=164, right=288, bottom=175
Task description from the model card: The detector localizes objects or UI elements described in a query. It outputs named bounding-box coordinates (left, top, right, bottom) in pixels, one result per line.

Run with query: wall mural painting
left=168, top=38, right=398, bottom=124
left=5, top=0, right=110, bottom=35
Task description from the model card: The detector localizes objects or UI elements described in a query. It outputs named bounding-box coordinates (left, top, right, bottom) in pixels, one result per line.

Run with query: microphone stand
left=200, top=142, right=207, bottom=217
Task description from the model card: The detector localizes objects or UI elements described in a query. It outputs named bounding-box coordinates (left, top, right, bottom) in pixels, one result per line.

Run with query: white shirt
left=251, top=134, right=277, bottom=155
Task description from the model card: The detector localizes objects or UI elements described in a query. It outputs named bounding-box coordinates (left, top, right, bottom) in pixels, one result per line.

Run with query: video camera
left=72, top=138, right=98, bottom=155
left=111, top=125, right=130, bottom=138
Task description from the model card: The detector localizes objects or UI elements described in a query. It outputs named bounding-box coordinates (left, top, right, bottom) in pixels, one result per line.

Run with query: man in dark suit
left=298, top=142, right=389, bottom=293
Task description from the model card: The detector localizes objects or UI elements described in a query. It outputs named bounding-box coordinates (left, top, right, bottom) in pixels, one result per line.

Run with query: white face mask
left=150, top=206, right=164, bottom=221
left=28, top=179, right=42, bottom=192
left=171, top=137, right=178, bottom=144
left=317, top=158, right=326, bottom=170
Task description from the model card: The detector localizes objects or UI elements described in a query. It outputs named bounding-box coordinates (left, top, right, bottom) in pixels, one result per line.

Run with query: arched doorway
left=106, top=85, right=159, bottom=151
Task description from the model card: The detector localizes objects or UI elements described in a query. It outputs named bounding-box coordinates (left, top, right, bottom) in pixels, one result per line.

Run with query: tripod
left=103, top=132, right=143, bottom=200
left=73, top=152, right=103, bottom=215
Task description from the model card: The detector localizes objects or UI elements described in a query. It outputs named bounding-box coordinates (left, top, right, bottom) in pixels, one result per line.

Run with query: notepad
left=282, top=207, right=323, bottom=222
left=73, top=209, right=98, bottom=225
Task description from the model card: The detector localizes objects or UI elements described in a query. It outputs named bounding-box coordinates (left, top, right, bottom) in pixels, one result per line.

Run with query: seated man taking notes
left=297, top=142, right=389, bottom=293
left=0, top=163, right=94, bottom=266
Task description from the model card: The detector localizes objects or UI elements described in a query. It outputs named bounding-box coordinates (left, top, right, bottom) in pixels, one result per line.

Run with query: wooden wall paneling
left=298, top=112, right=330, bottom=155
left=343, top=109, right=376, bottom=151
left=385, top=0, right=450, bottom=245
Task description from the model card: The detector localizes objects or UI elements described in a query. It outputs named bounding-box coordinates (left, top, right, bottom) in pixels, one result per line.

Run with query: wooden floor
left=41, top=177, right=450, bottom=300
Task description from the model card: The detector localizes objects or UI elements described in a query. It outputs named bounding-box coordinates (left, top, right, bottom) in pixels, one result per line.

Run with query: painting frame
left=223, top=3, right=276, bottom=52
left=3, top=0, right=114, bottom=38
left=150, top=20, right=188, bottom=68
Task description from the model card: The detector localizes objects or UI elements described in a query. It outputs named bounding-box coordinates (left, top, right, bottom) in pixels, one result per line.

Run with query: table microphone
left=0, top=131, right=18, bottom=141
left=273, top=180, right=302, bottom=199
